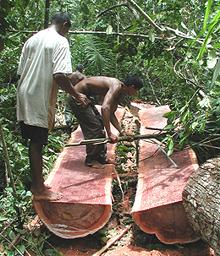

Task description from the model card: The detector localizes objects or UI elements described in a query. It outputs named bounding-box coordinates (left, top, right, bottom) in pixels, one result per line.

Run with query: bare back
left=74, top=76, right=122, bottom=98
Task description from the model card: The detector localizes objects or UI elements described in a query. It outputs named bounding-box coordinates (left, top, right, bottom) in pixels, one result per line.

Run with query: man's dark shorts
left=20, top=121, right=48, bottom=145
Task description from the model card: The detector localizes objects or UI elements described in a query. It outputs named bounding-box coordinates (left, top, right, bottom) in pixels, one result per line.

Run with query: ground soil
left=48, top=221, right=215, bottom=256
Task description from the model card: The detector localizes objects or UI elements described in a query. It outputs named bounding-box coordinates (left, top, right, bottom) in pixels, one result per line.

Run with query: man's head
left=76, top=64, right=84, bottom=73
left=123, top=74, right=144, bottom=96
left=51, top=12, right=71, bottom=36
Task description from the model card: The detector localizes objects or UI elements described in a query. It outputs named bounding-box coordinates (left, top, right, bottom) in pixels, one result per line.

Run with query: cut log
left=183, top=157, right=220, bottom=255
left=132, top=105, right=200, bottom=244
left=33, top=107, right=124, bottom=239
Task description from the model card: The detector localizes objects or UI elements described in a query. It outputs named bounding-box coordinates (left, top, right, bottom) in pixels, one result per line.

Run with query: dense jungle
left=0, top=0, right=220, bottom=255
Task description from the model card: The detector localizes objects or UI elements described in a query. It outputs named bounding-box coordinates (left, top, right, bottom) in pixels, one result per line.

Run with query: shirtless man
left=66, top=74, right=143, bottom=166
left=65, top=64, right=86, bottom=130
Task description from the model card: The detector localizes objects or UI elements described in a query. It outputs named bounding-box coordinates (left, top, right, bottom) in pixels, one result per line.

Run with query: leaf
left=211, top=58, right=220, bottom=86
left=164, top=124, right=175, bottom=130
left=149, top=31, right=155, bottom=43
left=17, top=244, right=26, bottom=254
left=8, top=230, right=16, bottom=240
left=191, top=121, right=198, bottom=130
left=180, top=109, right=190, bottom=123
left=198, top=96, right=211, bottom=108
left=167, top=137, right=174, bottom=156
left=106, top=25, right=113, bottom=35
left=202, top=0, right=213, bottom=32
left=181, top=22, right=188, bottom=30
left=0, top=216, right=7, bottom=221
left=207, top=50, right=217, bottom=69
left=163, top=111, right=176, bottom=119
left=7, top=252, right=14, bottom=256
left=213, top=42, right=220, bottom=49
left=197, top=10, right=220, bottom=60
left=179, top=135, right=188, bottom=148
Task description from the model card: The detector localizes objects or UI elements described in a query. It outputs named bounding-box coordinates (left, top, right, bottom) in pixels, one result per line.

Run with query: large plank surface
left=132, top=105, right=200, bottom=244
left=33, top=106, right=124, bottom=238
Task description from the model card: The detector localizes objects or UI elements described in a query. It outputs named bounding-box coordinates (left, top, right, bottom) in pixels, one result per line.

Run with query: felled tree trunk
left=183, top=157, right=220, bottom=256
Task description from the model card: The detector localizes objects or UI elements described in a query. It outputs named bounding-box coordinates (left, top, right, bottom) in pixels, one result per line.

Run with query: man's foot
left=84, top=156, right=115, bottom=167
left=44, top=183, right=52, bottom=189
left=91, top=158, right=115, bottom=169
left=85, top=156, right=94, bottom=167
left=32, top=187, right=63, bottom=201
left=95, top=156, right=115, bottom=165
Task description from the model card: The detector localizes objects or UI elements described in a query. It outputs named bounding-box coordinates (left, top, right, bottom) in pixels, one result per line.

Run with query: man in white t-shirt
left=17, top=12, right=89, bottom=201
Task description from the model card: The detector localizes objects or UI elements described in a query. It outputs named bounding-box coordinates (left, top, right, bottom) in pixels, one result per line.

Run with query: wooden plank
left=33, top=106, right=124, bottom=239
left=132, top=105, right=200, bottom=244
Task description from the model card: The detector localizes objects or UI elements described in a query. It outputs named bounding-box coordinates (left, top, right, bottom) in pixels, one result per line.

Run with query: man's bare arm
left=110, top=112, right=122, bottom=133
left=101, top=81, right=121, bottom=142
left=53, top=73, right=89, bottom=106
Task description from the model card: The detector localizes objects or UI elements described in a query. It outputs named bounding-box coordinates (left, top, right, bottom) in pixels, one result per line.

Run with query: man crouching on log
left=66, top=74, right=144, bottom=167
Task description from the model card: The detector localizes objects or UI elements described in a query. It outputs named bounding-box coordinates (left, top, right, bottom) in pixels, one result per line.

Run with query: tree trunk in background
left=44, top=0, right=50, bottom=29
left=0, top=160, right=7, bottom=193
left=182, top=157, right=220, bottom=256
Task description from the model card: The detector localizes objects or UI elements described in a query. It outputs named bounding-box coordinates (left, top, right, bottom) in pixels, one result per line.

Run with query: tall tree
left=44, top=0, right=50, bottom=28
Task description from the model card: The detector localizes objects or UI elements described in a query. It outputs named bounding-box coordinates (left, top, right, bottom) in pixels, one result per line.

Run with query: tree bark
left=182, top=157, right=220, bottom=256
left=0, top=159, right=7, bottom=192
left=44, top=0, right=50, bottom=29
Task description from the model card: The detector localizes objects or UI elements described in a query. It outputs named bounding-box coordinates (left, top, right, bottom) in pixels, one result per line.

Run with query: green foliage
left=0, top=84, right=67, bottom=254
left=72, top=35, right=116, bottom=76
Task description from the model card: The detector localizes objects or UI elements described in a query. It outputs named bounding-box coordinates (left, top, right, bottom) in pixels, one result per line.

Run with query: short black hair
left=123, top=74, right=144, bottom=90
left=51, top=12, right=71, bottom=28
left=76, top=64, right=84, bottom=73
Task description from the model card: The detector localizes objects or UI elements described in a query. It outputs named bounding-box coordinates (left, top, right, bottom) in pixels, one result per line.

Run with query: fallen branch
left=0, top=123, right=10, bottom=188
left=65, top=133, right=166, bottom=147
left=127, top=0, right=165, bottom=33
left=113, top=169, right=124, bottom=202
left=150, top=139, right=178, bottom=167
left=8, top=234, right=21, bottom=250
left=126, top=0, right=207, bottom=45
left=145, top=73, right=161, bottom=105
left=97, top=3, right=128, bottom=18
left=7, top=29, right=167, bottom=40
left=92, top=225, right=131, bottom=256
left=0, top=221, right=16, bottom=236
left=173, top=59, right=206, bottom=100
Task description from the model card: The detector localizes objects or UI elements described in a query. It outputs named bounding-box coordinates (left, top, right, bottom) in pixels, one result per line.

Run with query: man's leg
left=28, top=141, right=62, bottom=201
left=20, top=122, right=62, bottom=201
left=67, top=98, right=107, bottom=166
left=29, top=141, right=44, bottom=192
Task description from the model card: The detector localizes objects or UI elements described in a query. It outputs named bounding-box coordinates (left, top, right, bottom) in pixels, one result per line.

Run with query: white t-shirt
left=17, top=26, right=72, bottom=129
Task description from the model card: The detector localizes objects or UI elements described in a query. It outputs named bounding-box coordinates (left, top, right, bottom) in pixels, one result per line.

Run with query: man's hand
left=108, top=133, right=118, bottom=143
left=75, top=93, right=90, bottom=106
